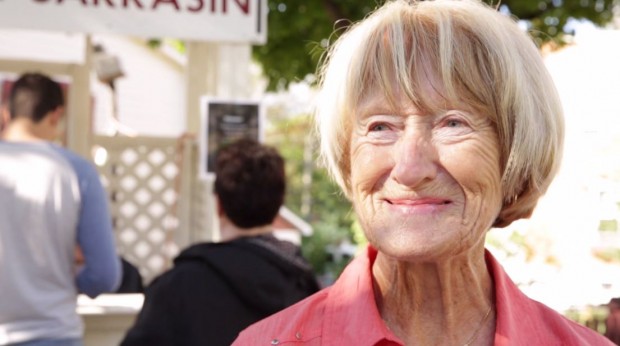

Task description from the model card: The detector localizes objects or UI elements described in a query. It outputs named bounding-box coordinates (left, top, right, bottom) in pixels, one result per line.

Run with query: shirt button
left=295, top=332, right=302, bottom=340
left=271, top=339, right=279, bottom=345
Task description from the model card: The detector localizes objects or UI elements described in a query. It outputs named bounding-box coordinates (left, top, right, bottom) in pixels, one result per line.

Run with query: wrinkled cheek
left=350, top=154, right=390, bottom=205
left=461, top=191, right=501, bottom=231
left=455, top=148, right=503, bottom=229
left=352, top=200, right=378, bottom=244
left=351, top=151, right=386, bottom=181
left=351, top=189, right=379, bottom=224
left=468, top=143, right=502, bottom=197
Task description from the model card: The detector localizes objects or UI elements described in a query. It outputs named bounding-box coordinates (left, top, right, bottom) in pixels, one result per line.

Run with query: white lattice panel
left=92, top=135, right=218, bottom=285
left=94, top=136, right=184, bottom=284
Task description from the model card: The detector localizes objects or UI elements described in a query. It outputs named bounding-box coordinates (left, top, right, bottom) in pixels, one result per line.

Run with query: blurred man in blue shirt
left=0, top=72, right=121, bottom=346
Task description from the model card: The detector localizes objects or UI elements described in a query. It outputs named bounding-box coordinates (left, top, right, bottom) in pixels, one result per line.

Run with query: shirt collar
left=320, top=245, right=551, bottom=345
left=485, top=249, right=534, bottom=344
left=322, top=246, right=403, bottom=345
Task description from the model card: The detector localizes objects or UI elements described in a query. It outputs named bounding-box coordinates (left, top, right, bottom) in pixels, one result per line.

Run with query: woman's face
left=349, top=93, right=503, bottom=261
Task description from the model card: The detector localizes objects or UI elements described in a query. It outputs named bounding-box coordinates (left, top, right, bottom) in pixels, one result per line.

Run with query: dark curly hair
left=214, top=138, right=285, bottom=229
left=9, top=72, right=64, bottom=123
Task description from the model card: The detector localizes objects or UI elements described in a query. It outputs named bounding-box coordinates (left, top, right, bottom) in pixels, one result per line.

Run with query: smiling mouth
left=386, top=198, right=451, bottom=206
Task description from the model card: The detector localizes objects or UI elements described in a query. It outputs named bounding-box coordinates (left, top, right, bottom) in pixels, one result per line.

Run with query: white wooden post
left=183, top=41, right=252, bottom=244
left=66, top=36, right=92, bottom=157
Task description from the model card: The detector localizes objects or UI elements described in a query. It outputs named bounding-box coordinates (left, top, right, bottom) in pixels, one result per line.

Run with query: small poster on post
left=199, top=97, right=263, bottom=180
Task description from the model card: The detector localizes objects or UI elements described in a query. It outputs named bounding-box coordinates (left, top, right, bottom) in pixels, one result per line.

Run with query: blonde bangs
left=348, top=6, right=501, bottom=131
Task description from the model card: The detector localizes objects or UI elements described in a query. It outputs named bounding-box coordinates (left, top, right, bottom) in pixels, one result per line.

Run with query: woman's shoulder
left=232, top=288, right=330, bottom=345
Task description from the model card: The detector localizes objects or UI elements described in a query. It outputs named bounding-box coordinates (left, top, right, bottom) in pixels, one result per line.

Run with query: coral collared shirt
left=233, top=246, right=613, bottom=346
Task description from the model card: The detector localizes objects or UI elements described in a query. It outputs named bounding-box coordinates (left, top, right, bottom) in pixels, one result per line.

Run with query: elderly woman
left=234, top=0, right=612, bottom=345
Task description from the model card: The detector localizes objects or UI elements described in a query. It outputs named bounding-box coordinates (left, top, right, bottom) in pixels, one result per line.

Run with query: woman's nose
left=391, top=132, right=438, bottom=187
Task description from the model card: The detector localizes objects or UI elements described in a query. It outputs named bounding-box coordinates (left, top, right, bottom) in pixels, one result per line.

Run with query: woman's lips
left=385, top=197, right=452, bottom=213
left=386, top=197, right=451, bottom=206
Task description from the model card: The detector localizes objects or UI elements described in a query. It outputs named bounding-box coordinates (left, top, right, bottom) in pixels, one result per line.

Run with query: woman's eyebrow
left=357, top=103, right=398, bottom=116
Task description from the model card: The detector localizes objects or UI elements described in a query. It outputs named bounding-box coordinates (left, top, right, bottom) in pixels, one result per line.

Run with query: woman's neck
left=372, top=243, right=495, bottom=345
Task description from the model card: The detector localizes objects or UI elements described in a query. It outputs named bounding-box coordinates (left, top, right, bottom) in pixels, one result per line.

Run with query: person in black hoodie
left=121, top=138, right=320, bottom=346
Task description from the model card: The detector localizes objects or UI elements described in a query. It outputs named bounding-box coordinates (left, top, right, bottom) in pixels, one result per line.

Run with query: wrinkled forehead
left=355, top=72, right=449, bottom=117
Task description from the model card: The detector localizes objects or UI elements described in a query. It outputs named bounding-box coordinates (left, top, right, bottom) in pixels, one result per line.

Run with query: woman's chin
left=374, top=242, right=449, bottom=263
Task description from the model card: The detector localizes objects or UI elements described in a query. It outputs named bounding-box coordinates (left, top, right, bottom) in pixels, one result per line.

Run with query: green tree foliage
left=505, top=0, right=617, bottom=44
left=265, top=112, right=356, bottom=282
left=255, top=0, right=618, bottom=90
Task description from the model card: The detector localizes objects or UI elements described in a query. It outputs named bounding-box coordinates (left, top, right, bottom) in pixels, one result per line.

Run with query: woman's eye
left=435, top=115, right=474, bottom=138
left=445, top=119, right=463, bottom=128
left=369, top=123, right=389, bottom=131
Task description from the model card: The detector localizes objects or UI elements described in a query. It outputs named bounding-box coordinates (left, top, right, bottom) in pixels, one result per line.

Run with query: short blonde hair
left=314, top=0, right=564, bottom=228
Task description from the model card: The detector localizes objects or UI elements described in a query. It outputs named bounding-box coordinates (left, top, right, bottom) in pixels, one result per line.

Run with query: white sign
left=0, top=0, right=267, bottom=44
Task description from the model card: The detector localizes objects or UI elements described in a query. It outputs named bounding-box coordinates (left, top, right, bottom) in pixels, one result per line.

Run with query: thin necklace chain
left=462, top=305, right=494, bottom=346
